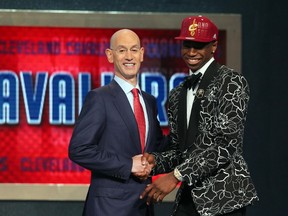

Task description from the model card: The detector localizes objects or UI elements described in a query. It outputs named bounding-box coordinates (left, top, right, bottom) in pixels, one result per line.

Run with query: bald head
left=110, top=29, right=141, bottom=49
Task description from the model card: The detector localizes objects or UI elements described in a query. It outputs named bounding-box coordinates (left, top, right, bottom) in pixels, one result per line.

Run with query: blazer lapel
left=185, top=61, right=221, bottom=149
left=178, top=86, right=188, bottom=151
left=109, top=80, right=142, bottom=152
left=142, top=93, right=152, bottom=152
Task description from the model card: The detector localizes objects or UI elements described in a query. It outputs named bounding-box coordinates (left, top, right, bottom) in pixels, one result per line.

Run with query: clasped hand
left=132, top=153, right=179, bottom=204
left=140, top=172, right=179, bottom=205
left=131, top=153, right=155, bottom=181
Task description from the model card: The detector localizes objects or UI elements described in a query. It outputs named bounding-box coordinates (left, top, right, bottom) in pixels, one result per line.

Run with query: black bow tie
left=184, top=73, right=202, bottom=90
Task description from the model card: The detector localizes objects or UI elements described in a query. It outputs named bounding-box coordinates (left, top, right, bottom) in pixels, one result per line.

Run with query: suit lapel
left=142, top=93, right=151, bottom=152
left=178, top=86, right=188, bottom=151
left=109, top=80, right=142, bottom=152
left=185, top=61, right=221, bottom=149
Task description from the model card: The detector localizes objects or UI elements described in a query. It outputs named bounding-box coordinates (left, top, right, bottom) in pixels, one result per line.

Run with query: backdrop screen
left=0, top=26, right=226, bottom=184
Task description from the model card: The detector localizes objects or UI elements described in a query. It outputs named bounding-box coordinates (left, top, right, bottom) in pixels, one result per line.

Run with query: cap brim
left=174, top=36, right=214, bottom=43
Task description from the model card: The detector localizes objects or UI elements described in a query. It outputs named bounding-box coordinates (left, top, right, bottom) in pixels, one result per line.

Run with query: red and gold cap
left=175, top=15, right=218, bottom=42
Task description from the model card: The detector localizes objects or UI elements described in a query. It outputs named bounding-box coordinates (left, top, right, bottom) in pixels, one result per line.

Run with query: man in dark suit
left=69, top=29, right=164, bottom=216
left=140, top=15, right=259, bottom=216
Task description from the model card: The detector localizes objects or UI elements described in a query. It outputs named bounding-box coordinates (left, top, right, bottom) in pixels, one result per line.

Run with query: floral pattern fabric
left=152, top=64, right=258, bottom=216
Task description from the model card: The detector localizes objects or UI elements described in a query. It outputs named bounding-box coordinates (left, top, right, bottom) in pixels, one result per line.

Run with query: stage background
left=0, top=1, right=287, bottom=216
left=0, top=11, right=237, bottom=216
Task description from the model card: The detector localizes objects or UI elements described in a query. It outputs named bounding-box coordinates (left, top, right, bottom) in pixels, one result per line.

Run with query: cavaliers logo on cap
left=188, top=19, right=198, bottom=37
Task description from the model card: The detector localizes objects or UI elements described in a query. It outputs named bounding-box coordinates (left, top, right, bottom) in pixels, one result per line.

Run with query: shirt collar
left=114, top=75, right=141, bottom=95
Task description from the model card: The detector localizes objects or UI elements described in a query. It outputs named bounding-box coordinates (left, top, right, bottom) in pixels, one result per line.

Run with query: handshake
left=131, top=152, right=180, bottom=204
left=131, top=153, right=155, bottom=181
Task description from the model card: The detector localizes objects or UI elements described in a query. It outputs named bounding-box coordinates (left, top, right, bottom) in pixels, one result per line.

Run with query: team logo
left=196, top=89, right=205, bottom=98
left=188, top=19, right=198, bottom=37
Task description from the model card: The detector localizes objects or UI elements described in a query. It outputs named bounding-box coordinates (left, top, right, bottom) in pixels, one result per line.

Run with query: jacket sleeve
left=150, top=86, right=183, bottom=175
left=68, top=90, right=132, bottom=180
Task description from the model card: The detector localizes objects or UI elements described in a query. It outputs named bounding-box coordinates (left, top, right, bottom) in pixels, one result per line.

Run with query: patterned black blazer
left=152, top=61, right=259, bottom=216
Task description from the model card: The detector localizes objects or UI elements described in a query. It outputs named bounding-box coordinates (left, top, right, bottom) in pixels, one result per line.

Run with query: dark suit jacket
left=152, top=61, right=259, bottom=216
left=69, top=79, right=164, bottom=216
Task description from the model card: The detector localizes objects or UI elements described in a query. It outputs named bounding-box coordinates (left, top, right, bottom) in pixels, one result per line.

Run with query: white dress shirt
left=186, top=57, right=215, bottom=127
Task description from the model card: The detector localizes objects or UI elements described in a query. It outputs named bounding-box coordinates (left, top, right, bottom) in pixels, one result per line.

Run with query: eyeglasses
left=110, top=46, right=141, bottom=55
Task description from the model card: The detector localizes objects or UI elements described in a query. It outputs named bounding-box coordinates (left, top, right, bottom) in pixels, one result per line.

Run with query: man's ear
left=212, top=41, right=218, bottom=54
left=140, top=47, right=144, bottom=62
left=105, top=48, right=114, bottom=63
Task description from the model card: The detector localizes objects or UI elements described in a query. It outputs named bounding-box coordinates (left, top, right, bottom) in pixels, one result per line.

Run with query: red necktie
left=132, top=88, right=146, bottom=152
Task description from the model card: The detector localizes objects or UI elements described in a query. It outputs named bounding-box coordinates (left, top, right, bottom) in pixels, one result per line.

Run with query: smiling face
left=181, top=40, right=217, bottom=72
left=105, top=29, right=144, bottom=86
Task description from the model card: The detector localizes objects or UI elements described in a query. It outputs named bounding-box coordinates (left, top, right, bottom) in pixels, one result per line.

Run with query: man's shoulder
left=91, top=81, right=116, bottom=93
left=218, top=64, right=242, bottom=77
left=141, top=90, right=157, bottom=104
left=170, top=83, right=184, bottom=95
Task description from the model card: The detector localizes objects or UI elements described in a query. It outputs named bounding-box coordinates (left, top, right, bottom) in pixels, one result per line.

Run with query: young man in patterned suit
left=140, top=15, right=259, bottom=216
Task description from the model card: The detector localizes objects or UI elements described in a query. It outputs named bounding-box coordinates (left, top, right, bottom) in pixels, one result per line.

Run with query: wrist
left=173, top=168, right=183, bottom=182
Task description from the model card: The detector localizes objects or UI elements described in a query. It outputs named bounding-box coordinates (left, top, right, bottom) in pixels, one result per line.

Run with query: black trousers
left=175, top=186, right=246, bottom=216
